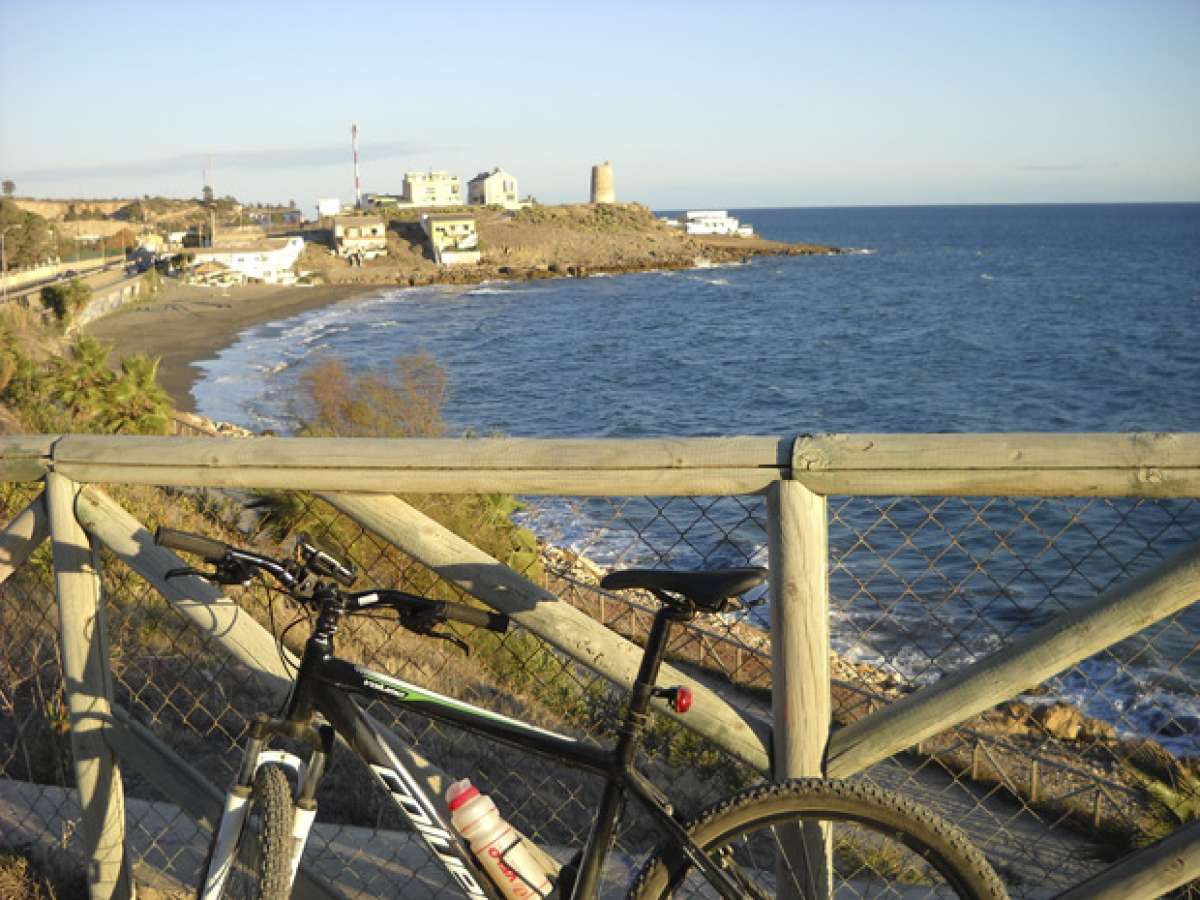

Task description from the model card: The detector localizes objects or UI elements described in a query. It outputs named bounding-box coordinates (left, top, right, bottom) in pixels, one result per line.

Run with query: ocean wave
left=466, top=286, right=537, bottom=296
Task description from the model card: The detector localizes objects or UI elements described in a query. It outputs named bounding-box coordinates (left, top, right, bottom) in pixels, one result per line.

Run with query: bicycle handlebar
left=351, top=591, right=509, bottom=633
left=153, top=528, right=508, bottom=635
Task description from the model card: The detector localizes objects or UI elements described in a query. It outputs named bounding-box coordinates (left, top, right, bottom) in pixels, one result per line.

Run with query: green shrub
left=39, top=278, right=91, bottom=325
left=1133, top=766, right=1200, bottom=845
left=0, top=325, right=170, bottom=435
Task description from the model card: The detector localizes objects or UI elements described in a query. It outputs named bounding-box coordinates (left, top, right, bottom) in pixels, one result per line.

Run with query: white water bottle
left=447, top=779, right=552, bottom=899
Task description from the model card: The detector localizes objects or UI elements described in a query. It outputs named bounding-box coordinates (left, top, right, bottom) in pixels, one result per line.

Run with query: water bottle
left=447, top=779, right=553, bottom=899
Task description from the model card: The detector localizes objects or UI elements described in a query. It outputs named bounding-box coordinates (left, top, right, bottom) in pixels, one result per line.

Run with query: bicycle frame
left=200, top=599, right=747, bottom=900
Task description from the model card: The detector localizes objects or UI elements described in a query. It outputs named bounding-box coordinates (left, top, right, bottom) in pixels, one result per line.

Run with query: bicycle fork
left=198, top=715, right=333, bottom=900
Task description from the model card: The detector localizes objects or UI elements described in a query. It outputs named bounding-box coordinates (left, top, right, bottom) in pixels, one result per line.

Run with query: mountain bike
left=155, top=527, right=1008, bottom=899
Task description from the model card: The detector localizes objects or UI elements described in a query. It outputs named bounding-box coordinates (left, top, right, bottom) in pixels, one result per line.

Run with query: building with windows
left=402, top=171, right=463, bottom=207
left=419, top=213, right=479, bottom=265
left=185, top=237, right=306, bottom=284
left=683, top=210, right=754, bottom=237
left=331, top=215, right=388, bottom=261
left=468, top=167, right=520, bottom=209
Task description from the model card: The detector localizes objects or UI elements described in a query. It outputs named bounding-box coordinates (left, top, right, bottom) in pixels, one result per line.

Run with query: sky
left=1, top=0, right=1198, bottom=209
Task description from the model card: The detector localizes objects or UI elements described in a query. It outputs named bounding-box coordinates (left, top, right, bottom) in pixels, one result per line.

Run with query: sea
left=192, top=204, right=1200, bottom=754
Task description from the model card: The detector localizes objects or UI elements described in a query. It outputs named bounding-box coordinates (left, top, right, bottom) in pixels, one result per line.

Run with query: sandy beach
left=84, top=282, right=379, bottom=412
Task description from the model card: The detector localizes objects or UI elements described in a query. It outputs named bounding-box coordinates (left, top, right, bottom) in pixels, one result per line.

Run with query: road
left=2, top=258, right=129, bottom=304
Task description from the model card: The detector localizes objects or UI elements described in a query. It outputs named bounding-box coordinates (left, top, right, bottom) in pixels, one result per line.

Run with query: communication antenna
left=351, top=124, right=362, bottom=209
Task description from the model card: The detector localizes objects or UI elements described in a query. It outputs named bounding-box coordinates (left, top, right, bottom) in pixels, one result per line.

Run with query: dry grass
left=0, top=847, right=86, bottom=900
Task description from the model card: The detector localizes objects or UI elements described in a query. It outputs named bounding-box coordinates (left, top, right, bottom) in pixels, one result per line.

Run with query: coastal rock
left=1033, top=703, right=1086, bottom=741
left=1080, top=717, right=1118, bottom=744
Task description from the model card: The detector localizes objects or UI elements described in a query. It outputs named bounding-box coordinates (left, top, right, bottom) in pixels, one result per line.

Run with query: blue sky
left=1, top=0, right=1197, bottom=208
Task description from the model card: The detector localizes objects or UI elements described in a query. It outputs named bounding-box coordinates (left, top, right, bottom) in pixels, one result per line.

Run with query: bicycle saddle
left=600, top=567, right=767, bottom=613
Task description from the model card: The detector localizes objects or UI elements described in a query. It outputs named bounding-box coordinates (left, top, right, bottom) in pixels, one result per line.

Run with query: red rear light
left=673, top=687, right=693, bottom=714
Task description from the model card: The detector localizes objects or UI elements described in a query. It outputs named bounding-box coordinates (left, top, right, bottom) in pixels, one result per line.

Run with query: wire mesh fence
left=1, top=475, right=1198, bottom=898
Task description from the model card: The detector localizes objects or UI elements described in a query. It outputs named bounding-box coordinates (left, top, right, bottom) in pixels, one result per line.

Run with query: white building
left=468, top=167, right=520, bottom=209
left=402, top=170, right=463, bottom=207
left=683, top=210, right=752, bottom=237
left=331, top=215, right=388, bottom=261
left=316, top=198, right=341, bottom=218
left=186, top=237, right=305, bottom=284
left=420, top=213, right=480, bottom=266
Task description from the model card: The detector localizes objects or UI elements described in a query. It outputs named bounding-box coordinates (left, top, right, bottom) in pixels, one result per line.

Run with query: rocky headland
left=299, top=202, right=837, bottom=289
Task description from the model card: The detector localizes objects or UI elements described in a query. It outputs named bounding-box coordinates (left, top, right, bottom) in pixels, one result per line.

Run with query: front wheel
left=197, top=764, right=295, bottom=900
left=629, top=778, right=1007, bottom=899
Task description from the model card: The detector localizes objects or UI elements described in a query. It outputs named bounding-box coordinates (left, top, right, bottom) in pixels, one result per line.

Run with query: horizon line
left=4, top=195, right=1198, bottom=211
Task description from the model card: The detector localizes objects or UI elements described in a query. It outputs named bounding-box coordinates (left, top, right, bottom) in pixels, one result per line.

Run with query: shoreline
left=84, top=237, right=828, bottom=413
left=84, top=281, right=380, bottom=412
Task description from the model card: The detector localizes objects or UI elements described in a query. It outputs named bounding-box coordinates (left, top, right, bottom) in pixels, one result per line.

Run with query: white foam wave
left=466, top=286, right=536, bottom=296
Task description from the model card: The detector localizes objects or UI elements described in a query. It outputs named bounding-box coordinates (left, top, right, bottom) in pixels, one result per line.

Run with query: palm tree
left=50, top=336, right=115, bottom=422
left=103, top=354, right=171, bottom=434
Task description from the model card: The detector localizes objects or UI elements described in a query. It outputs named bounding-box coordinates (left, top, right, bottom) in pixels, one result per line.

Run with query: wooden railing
left=2, top=432, right=1199, bottom=900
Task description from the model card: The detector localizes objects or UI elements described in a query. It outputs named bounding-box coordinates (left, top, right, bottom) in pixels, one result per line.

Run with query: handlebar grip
left=442, top=602, right=509, bottom=633
left=155, top=527, right=229, bottom=563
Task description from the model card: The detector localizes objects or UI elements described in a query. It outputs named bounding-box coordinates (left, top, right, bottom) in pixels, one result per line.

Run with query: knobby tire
left=629, top=778, right=1008, bottom=899
left=196, top=764, right=294, bottom=900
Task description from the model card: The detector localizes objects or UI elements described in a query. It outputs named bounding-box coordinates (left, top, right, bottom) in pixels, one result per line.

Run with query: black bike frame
left=253, top=597, right=743, bottom=900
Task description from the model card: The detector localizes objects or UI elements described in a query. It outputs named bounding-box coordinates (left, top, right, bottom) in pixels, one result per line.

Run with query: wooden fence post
left=0, top=490, right=49, bottom=584
left=767, top=478, right=831, bottom=899
left=1053, top=818, right=1200, bottom=900
left=46, top=473, right=135, bottom=900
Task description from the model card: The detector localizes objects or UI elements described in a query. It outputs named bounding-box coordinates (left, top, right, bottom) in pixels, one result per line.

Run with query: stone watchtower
left=590, top=161, right=615, bottom=204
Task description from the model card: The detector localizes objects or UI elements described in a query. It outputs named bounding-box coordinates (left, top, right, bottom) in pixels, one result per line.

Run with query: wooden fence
left=1, top=432, right=1199, bottom=899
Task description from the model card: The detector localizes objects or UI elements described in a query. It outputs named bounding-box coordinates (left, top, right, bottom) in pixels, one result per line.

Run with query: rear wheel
left=197, top=764, right=295, bottom=900
left=630, top=778, right=1007, bottom=899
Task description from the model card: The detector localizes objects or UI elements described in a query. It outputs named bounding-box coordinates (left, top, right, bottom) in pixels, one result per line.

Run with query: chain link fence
left=1, top=475, right=1198, bottom=898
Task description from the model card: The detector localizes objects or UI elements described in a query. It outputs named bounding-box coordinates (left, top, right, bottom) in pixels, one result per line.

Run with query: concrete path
left=0, top=779, right=638, bottom=899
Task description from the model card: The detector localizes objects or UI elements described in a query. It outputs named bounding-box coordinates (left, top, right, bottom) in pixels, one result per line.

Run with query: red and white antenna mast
left=351, top=123, right=362, bottom=209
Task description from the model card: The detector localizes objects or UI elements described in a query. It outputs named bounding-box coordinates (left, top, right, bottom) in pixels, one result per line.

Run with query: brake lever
left=427, top=628, right=471, bottom=657
left=402, top=609, right=472, bottom=656
left=165, top=559, right=256, bottom=585
left=165, top=566, right=204, bottom=581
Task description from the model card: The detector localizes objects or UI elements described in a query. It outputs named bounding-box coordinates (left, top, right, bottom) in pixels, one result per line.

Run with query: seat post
left=568, top=598, right=692, bottom=900
left=628, top=594, right=691, bottom=718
